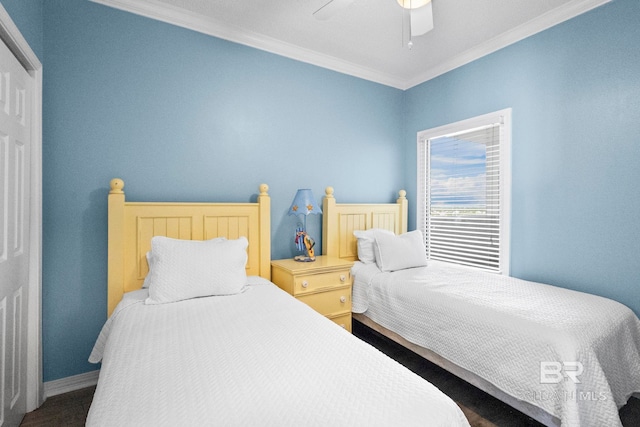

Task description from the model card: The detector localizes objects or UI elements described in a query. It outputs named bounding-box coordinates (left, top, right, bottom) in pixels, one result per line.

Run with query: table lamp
left=288, top=189, right=322, bottom=261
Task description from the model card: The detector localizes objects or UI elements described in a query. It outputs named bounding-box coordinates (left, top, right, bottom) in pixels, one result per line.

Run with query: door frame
left=0, top=4, right=43, bottom=412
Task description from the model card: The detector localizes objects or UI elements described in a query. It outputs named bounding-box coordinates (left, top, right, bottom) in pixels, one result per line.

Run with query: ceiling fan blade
left=411, top=2, right=434, bottom=36
left=313, top=0, right=355, bottom=21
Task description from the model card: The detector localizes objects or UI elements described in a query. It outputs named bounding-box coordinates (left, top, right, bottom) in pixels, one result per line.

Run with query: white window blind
left=417, top=109, right=511, bottom=274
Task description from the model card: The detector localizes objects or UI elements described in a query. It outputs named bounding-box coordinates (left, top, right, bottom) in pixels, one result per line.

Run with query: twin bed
left=322, top=187, right=640, bottom=427
left=88, top=179, right=640, bottom=426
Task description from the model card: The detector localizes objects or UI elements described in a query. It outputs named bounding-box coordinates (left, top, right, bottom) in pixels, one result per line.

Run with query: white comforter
left=351, top=261, right=640, bottom=427
left=87, top=277, right=469, bottom=427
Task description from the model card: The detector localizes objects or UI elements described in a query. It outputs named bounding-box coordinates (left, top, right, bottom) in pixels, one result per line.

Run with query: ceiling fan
left=313, top=0, right=434, bottom=41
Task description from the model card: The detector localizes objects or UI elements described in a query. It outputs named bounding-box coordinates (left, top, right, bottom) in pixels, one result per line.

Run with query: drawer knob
left=340, top=296, right=346, bottom=303
left=301, top=280, right=309, bottom=288
left=340, top=274, right=346, bottom=282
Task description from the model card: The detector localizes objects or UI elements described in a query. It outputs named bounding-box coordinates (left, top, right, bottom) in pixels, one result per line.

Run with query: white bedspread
left=87, top=277, right=469, bottom=427
left=351, top=261, right=640, bottom=427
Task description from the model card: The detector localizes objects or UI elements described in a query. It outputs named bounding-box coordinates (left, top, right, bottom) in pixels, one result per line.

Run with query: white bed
left=352, top=260, right=640, bottom=427
left=87, top=277, right=469, bottom=426
left=86, top=180, right=470, bottom=427
left=322, top=187, right=640, bottom=427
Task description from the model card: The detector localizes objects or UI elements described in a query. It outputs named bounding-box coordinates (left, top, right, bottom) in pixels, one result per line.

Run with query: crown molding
left=402, top=0, right=611, bottom=89
left=92, top=0, right=611, bottom=91
left=90, top=0, right=407, bottom=89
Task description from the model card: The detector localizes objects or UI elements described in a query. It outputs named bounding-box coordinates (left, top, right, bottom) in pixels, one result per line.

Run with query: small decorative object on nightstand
left=271, top=256, right=353, bottom=332
left=288, top=189, right=322, bottom=262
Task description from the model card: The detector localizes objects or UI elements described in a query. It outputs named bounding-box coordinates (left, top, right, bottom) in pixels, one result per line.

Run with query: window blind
left=417, top=110, right=510, bottom=274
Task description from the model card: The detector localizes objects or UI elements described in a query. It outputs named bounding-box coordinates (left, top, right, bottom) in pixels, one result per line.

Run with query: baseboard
left=44, top=370, right=100, bottom=398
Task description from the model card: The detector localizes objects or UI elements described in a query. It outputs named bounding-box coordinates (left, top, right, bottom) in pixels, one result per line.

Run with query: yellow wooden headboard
left=107, top=178, right=271, bottom=316
left=322, top=186, right=408, bottom=261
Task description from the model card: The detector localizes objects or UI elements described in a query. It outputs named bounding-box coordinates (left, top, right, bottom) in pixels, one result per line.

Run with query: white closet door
left=0, top=34, right=32, bottom=427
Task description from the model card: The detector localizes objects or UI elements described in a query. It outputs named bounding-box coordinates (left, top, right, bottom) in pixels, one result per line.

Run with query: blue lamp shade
left=288, top=189, right=322, bottom=217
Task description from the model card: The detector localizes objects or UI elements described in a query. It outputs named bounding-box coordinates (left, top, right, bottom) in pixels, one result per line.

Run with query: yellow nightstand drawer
left=298, top=287, right=351, bottom=316
left=329, top=313, right=352, bottom=332
left=293, top=270, right=350, bottom=295
left=271, top=256, right=354, bottom=334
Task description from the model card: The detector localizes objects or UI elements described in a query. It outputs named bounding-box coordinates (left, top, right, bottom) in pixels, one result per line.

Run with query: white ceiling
left=91, top=0, right=610, bottom=90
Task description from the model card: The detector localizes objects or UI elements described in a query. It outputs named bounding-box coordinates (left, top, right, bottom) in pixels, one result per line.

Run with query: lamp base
left=294, top=231, right=316, bottom=262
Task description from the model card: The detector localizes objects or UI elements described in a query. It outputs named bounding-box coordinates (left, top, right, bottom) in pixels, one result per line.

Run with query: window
left=417, top=109, right=511, bottom=274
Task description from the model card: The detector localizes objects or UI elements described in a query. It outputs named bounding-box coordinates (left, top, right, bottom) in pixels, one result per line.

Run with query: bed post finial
left=398, top=190, right=406, bottom=200
left=110, top=178, right=124, bottom=194
left=259, top=183, right=269, bottom=196
left=325, top=186, right=334, bottom=199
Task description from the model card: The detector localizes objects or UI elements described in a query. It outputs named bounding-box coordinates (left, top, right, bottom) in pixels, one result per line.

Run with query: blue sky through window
left=430, top=136, right=487, bottom=210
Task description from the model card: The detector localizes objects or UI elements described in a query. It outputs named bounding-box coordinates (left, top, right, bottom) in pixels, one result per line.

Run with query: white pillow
left=143, top=238, right=227, bottom=288
left=145, top=236, right=248, bottom=304
left=142, top=238, right=227, bottom=288
left=374, top=230, right=428, bottom=272
left=353, top=228, right=394, bottom=263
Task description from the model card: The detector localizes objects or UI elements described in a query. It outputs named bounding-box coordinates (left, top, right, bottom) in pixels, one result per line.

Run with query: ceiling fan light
left=397, top=0, right=431, bottom=10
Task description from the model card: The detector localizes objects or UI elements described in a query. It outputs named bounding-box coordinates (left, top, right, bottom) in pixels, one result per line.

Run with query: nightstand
left=271, top=256, right=354, bottom=332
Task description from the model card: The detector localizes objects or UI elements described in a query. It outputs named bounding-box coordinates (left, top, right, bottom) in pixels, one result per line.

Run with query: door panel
left=0, top=35, right=31, bottom=427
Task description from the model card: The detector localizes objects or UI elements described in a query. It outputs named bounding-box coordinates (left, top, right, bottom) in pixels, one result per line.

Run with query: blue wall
left=2, top=0, right=639, bottom=384
left=40, top=0, right=403, bottom=381
left=404, top=0, right=640, bottom=316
